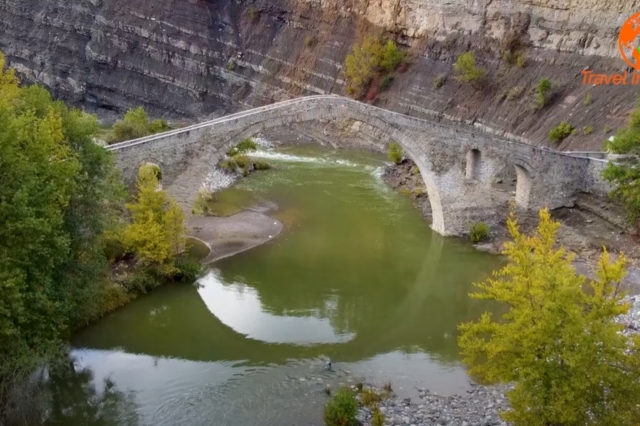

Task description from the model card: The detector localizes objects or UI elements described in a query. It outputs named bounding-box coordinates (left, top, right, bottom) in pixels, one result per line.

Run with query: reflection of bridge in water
left=73, top=236, right=495, bottom=366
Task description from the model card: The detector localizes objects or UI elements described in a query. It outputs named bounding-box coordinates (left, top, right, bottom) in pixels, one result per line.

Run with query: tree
left=122, top=165, right=186, bottom=272
left=380, top=40, right=403, bottom=72
left=458, top=208, right=640, bottom=426
left=603, top=102, right=640, bottom=227
left=344, top=37, right=383, bottom=96
left=109, top=106, right=169, bottom=144
left=0, top=50, right=124, bottom=419
left=454, top=52, right=485, bottom=84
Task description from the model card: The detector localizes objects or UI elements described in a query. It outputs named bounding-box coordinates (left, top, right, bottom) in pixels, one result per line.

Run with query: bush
left=380, top=75, right=393, bottom=91
left=227, top=61, right=235, bottom=71
left=454, top=52, right=485, bottom=83
left=253, top=160, right=271, bottom=170
left=548, top=121, right=574, bottom=143
left=344, top=37, right=405, bottom=97
left=387, top=142, right=403, bottom=164
left=192, top=188, right=214, bottom=215
left=469, top=222, right=490, bottom=243
left=604, top=125, right=611, bottom=133
left=515, top=54, right=526, bottom=68
left=324, top=388, right=358, bottom=426
left=380, top=40, right=404, bottom=72
left=108, top=107, right=171, bottom=143
left=247, top=6, right=257, bottom=21
left=220, top=158, right=238, bottom=171
left=173, top=258, right=204, bottom=282
left=584, top=93, right=592, bottom=106
left=535, top=78, right=552, bottom=108
left=583, top=125, right=594, bottom=135
left=433, top=74, right=446, bottom=89
left=304, top=35, right=316, bottom=48
left=234, top=154, right=251, bottom=176
left=227, top=138, right=258, bottom=156
left=360, top=388, right=382, bottom=406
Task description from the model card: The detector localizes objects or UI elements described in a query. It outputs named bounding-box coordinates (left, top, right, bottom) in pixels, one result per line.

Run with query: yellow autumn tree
left=458, top=208, right=640, bottom=426
left=123, top=164, right=186, bottom=272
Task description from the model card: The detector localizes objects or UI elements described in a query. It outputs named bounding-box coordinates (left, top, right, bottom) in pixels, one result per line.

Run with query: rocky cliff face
left=0, top=0, right=636, bottom=149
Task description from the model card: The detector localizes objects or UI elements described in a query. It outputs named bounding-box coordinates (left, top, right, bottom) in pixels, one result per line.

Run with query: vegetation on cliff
left=454, top=52, right=485, bottom=85
left=0, top=52, right=197, bottom=421
left=459, top=208, right=640, bottom=426
left=603, top=103, right=640, bottom=227
left=106, top=106, right=170, bottom=144
left=344, top=37, right=405, bottom=98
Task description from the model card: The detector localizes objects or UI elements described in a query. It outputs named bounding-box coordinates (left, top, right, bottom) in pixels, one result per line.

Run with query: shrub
left=584, top=93, right=593, bottom=106
left=360, top=388, right=382, bottom=406
left=220, top=158, right=238, bottom=171
left=548, top=121, right=574, bottom=143
left=535, top=78, right=552, bottom=108
left=604, top=125, right=611, bottom=133
left=506, top=86, right=524, bottom=101
left=304, top=35, right=316, bottom=48
left=387, top=142, right=403, bottom=164
left=433, top=74, right=446, bottom=89
left=454, top=52, right=485, bottom=83
left=107, top=106, right=171, bottom=143
left=253, top=160, right=271, bottom=170
left=227, top=138, right=258, bottom=156
left=583, top=125, right=594, bottom=135
left=380, top=75, right=393, bottom=91
left=234, top=154, right=251, bottom=176
left=515, top=54, right=526, bottom=68
left=172, top=258, right=204, bottom=282
left=192, top=188, right=214, bottom=215
left=247, top=6, right=257, bottom=21
left=469, top=222, right=490, bottom=243
left=380, top=40, right=404, bottom=72
left=371, top=406, right=385, bottom=426
left=324, top=388, right=358, bottom=426
left=227, top=61, right=235, bottom=71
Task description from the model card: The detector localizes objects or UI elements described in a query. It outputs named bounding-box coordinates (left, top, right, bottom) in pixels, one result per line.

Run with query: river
left=49, top=145, right=501, bottom=426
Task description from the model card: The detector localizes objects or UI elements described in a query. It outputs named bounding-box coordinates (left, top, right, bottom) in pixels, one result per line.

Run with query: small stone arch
left=492, top=161, right=533, bottom=209
left=465, top=149, right=481, bottom=181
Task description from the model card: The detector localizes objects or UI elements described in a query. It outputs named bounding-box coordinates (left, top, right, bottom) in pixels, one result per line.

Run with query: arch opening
left=465, top=149, right=481, bottom=181
left=492, top=163, right=533, bottom=209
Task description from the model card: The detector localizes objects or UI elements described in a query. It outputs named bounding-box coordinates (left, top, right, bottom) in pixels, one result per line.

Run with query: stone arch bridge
left=107, top=95, right=610, bottom=236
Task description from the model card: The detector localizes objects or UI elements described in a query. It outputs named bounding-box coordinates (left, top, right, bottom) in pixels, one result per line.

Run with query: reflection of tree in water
left=44, top=355, right=139, bottom=426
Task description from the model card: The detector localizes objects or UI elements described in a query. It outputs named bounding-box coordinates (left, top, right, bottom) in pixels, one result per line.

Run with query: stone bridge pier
left=107, top=95, right=611, bottom=237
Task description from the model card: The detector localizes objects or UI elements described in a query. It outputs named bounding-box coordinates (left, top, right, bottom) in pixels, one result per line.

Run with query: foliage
left=226, top=138, right=258, bottom=156
left=380, top=75, right=393, bottom=91
left=583, top=125, right=594, bottom=135
left=247, top=6, right=258, bottom=21
left=324, top=388, right=358, bottom=426
left=108, top=106, right=170, bottom=144
left=604, top=125, right=611, bottom=133
left=121, top=165, right=187, bottom=274
left=433, top=74, right=446, bottom=89
left=371, top=405, right=385, bottom=426
left=0, top=50, right=126, bottom=416
left=387, top=142, right=403, bottom=165
left=454, top=52, right=485, bottom=84
left=535, top=78, right=552, bottom=108
left=548, top=121, right=574, bottom=143
left=227, top=61, right=235, bottom=71
left=192, top=188, right=214, bottom=215
left=360, top=388, right=382, bottom=406
left=458, top=208, right=640, bottom=426
left=584, top=93, right=592, bottom=106
left=304, top=35, right=316, bottom=48
left=344, top=37, right=404, bottom=97
left=515, top=54, right=526, bottom=68
left=253, top=160, right=271, bottom=170
left=469, top=222, right=490, bottom=243
left=603, top=103, right=640, bottom=226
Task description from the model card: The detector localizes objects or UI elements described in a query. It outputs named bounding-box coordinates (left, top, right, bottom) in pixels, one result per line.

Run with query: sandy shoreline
left=187, top=212, right=284, bottom=264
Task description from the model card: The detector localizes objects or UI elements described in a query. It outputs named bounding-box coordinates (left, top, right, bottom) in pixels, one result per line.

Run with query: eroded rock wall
left=0, top=0, right=636, bottom=149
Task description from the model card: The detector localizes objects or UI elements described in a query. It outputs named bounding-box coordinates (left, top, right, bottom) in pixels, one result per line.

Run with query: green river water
left=54, top=145, right=501, bottom=426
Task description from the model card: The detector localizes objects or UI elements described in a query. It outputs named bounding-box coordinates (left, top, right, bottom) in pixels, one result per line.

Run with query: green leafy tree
left=0, top=51, right=124, bottom=418
left=454, top=52, right=485, bottom=84
left=603, top=103, right=640, bottom=227
left=380, top=40, right=403, bottom=72
left=122, top=165, right=186, bottom=273
left=458, top=208, right=640, bottom=426
left=109, top=107, right=170, bottom=144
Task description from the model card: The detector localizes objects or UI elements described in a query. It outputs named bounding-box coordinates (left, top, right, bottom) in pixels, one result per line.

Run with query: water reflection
left=198, top=271, right=356, bottom=345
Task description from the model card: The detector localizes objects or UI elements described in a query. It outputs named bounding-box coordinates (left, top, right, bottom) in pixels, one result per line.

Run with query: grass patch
left=324, top=388, right=358, bottom=426
left=360, top=388, right=382, bottom=407
left=584, top=93, right=592, bottom=106
left=535, top=78, right=552, bottom=109
left=515, top=54, right=526, bottom=68
left=227, top=138, right=258, bottom=156
left=469, top=222, right=490, bottom=243
left=583, top=126, right=594, bottom=135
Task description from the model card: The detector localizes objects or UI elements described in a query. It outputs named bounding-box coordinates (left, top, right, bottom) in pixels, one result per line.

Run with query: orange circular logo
left=619, top=12, right=640, bottom=70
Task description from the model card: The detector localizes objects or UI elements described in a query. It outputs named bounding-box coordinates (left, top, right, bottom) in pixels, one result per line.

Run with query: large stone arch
left=189, top=112, right=449, bottom=235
